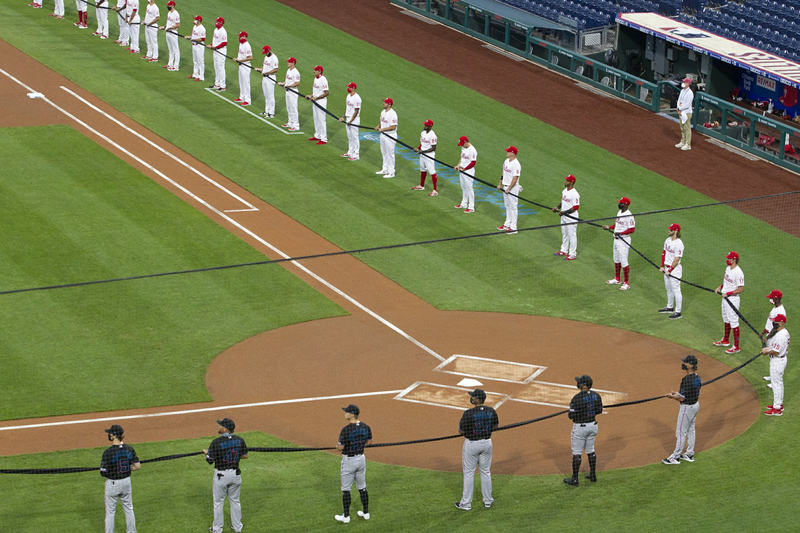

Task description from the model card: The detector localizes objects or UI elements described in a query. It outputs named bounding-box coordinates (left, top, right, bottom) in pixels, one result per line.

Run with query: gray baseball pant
left=340, top=454, right=367, bottom=491
left=104, top=478, right=136, bottom=533
left=212, top=469, right=242, bottom=533
left=571, top=422, right=598, bottom=455
left=670, top=401, right=699, bottom=459
left=459, top=438, right=493, bottom=509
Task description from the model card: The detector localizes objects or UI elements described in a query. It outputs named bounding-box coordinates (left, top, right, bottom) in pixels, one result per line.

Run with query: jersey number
left=223, top=449, right=239, bottom=464
left=117, top=457, right=130, bottom=473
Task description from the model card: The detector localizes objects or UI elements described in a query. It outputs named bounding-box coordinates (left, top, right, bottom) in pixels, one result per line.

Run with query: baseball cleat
left=497, top=225, right=508, bottom=231
left=288, top=127, right=299, bottom=131
left=234, top=98, right=242, bottom=102
left=506, top=230, right=518, bottom=234
left=49, top=12, right=57, bottom=15
left=348, top=157, right=359, bottom=161
left=606, top=278, right=621, bottom=285
left=316, top=140, right=327, bottom=144
left=162, top=65, right=170, bottom=68
left=454, top=204, right=464, bottom=208
left=680, top=454, right=694, bottom=462
left=307, top=137, right=319, bottom=141
left=429, top=190, right=438, bottom=196
left=281, top=124, right=290, bottom=127
left=675, top=143, right=684, bottom=148
left=712, top=340, right=731, bottom=347
left=619, top=282, right=630, bottom=289
left=585, top=473, right=597, bottom=482
left=356, top=511, right=370, bottom=520
left=375, top=170, right=386, bottom=174
left=554, top=251, right=567, bottom=256
left=240, top=102, right=251, bottom=106
left=563, top=477, right=579, bottom=486
left=217, top=88, right=226, bottom=92
left=147, top=58, right=158, bottom=62
left=188, top=75, right=196, bottom=78
left=411, top=186, right=425, bottom=190
left=464, top=209, right=474, bottom=213
left=485, top=503, right=492, bottom=508
left=195, top=78, right=204, bottom=82
left=662, top=457, right=680, bottom=465
left=657, top=307, right=674, bottom=313
left=454, top=502, right=470, bottom=511
left=267, top=114, right=274, bottom=118
left=382, top=173, right=394, bottom=178
left=668, top=312, right=682, bottom=320
left=99, top=35, right=108, bottom=39
left=113, top=39, right=120, bottom=43
left=565, top=256, right=578, bottom=261
left=128, top=49, right=139, bottom=53
left=767, top=383, right=773, bottom=389
left=340, top=153, right=350, bottom=158
left=92, top=32, right=100, bottom=35
left=763, top=376, right=772, bottom=381
left=764, top=407, right=783, bottom=416
left=725, top=347, right=740, bottom=354
left=334, top=514, right=350, bottom=523
left=681, top=145, right=692, bottom=151
left=73, top=21, right=81, bottom=26
left=142, top=55, right=150, bottom=59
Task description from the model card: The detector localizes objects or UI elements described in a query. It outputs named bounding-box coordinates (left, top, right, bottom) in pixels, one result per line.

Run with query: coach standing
left=455, top=389, right=498, bottom=510
left=662, top=355, right=701, bottom=464
left=204, top=418, right=248, bottom=533
left=101, top=424, right=141, bottom=533
left=676, top=77, right=694, bottom=151
left=497, top=146, right=521, bottom=234
left=564, top=375, right=602, bottom=486
left=336, top=405, right=372, bottom=523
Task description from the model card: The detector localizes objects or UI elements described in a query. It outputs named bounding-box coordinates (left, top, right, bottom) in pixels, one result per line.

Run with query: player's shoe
left=454, top=502, right=471, bottom=510
left=563, top=477, right=579, bottom=486
left=113, top=39, right=121, bottom=43
left=554, top=251, right=567, bottom=256
left=619, top=282, right=630, bottom=289
left=129, top=49, right=139, bottom=53
left=725, top=347, right=740, bottom=354
left=281, top=123, right=290, bottom=127
left=142, top=55, right=150, bottom=59
left=565, top=256, right=578, bottom=261
left=234, top=98, right=242, bottom=102
left=681, top=145, right=692, bottom=151
left=147, top=58, right=158, bottom=62
left=316, top=140, right=326, bottom=144
left=32, top=3, right=42, bottom=6
left=506, top=229, right=518, bottom=234
left=429, top=190, right=438, bottom=196
left=668, top=312, right=682, bottom=320
left=585, top=473, right=597, bottom=482
left=356, top=511, right=370, bottom=520
left=49, top=12, right=57, bottom=15
left=288, top=127, right=299, bottom=131
left=675, top=142, right=684, bottom=148
left=497, top=225, right=508, bottom=231
left=307, top=137, right=319, bottom=141
left=92, top=31, right=100, bottom=35
left=375, top=169, right=386, bottom=174
left=485, top=502, right=492, bottom=508
left=217, top=88, right=226, bottom=92
left=340, top=153, right=350, bottom=158
left=763, top=376, right=772, bottom=381
left=464, top=209, right=474, bottom=213
left=382, top=173, right=394, bottom=178
left=73, top=21, right=81, bottom=26
left=195, top=78, right=204, bottom=82
left=348, top=157, right=359, bottom=161
left=240, top=102, right=251, bottom=106
left=99, top=35, right=108, bottom=39
left=657, top=307, right=674, bottom=313
left=411, top=186, right=425, bottom=190
left=679, top=454, right=694, bottom=462
left=188, top=75, right=196, bottom=79
left=712, top=339, right=731, bottom=347
left=162, top=64, right=170, bottom=68
left=661, top=457, right=680, bottom=465
left=454, top=204, right=464, bottom=208
left=764, top=407, right=783, bottom=416
left=767, top=383, right=773, bottom=389
left=334, top=514, right=351, bottom=523
left=606, top=278, right=621, bottom=285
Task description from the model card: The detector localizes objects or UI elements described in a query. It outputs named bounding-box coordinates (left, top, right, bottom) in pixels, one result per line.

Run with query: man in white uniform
left=254, top=45, right=278, bottom=118
left=306, top=66, right=329, bottom=144
left=676, top=77, right=694, bottom=151
left=412, top=119, right=438, bottom=196
left=93, top=0, right=109, bottom=38
left=658, top=223, right=685, bottom=319
left=375, top=98, right=398, bottom=178
left=142, top=0, right=159, bottom=62
left=339, top=82, right=361, bottom=160
left=125, top=0, right=140, bottom=54
left=713, top=251, right=745, bottom=354
left=206, top=17, right=227, bottom=91
left=113, top=0, right=127, bottom=45
left=602, top=197, right=635, bottom=290
left=185, top=15, right=205, bottom=81
left=497, top=146, right=521, bottom=234
left=278, top=57, right=300, bottom=131
left=761, top=290, right=786, bottom=386
left=160, top=1, right=180, bottom=71
left=454, top=136, right=477, bottom=213
left=762, top=314, right=789, bottom=416
left=52, top=0, right=65, bottom=18
left=233, top=32, right=252, bottom=106
left=74, top=0, right=88, bottom=28
left=552, top=175, right=580, bottom=260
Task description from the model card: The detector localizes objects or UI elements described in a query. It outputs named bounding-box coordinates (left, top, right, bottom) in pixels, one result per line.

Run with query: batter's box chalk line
left=434, top=354, right=547, bottom=384
left=394, top=381, right=511, bottom=411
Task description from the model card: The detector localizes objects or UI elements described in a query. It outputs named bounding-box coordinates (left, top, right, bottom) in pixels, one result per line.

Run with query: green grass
left=0, top=126, right=346, bottom=420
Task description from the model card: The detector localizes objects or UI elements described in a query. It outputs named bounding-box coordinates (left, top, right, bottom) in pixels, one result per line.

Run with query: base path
left=0, top=38, right=757, bottom=475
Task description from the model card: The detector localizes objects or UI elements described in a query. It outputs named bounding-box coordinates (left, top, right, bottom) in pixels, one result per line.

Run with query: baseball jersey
left=100, top=444, right=139, bottom=480
left=338, top=421, right=372, bottom=456
left=612, top=210, right=635, bottom=234
left=765, top=305, right=787, bottom=332
left=116, top=0, right=125, bottom=10
left=663, top=237, right=684, bottom=268
left=678, top=373, right=701, bottom=405
left=284, top=67, right=300, bottom=87
left=766, top=328, right=791, bottom=357
left=212, top=27, right=227, bottom=49
left=560, top=188, right=580, bottom=212
left=345, top=93, right=362, bottom=122
left=312, top=74, right=328, bottom=100
left=262, top=54, right=279, bottom=78
left=237, top=41, right=252, bottom=65
left=191, top=24, right=206, bottom=44
left=143, top=2, right=158, bottom=24
left=459, top=145, right=477, bottom=174
left=459, top=405, right=499, bottom=440
left=721, top=265, right=744, bottom=294
left=568, top=391, right=603, bottom=424
left=125, top=0, right=139, bottom=19
left=380, top=109, right=398, bottom=138
left=166, top=8, right=179, bottom=29
left=501, top=158, right=521, bottom=187
left=206, top=433, right=248, bottom=470
left=419, top=130, right=437, bottom=155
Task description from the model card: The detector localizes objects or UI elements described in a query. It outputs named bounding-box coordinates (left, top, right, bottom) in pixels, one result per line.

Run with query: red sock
left=733, top=327, right=740, bottom=348
left=420, top=172, right=426, bottom=187
left=623, top=266, right=630, bottom=283
left=82, top=11, right=85, bottom=23
left=431, top=174, right=438, bottom=191
left=723, top=323, right=731, bottom=342
left=614, top=263, right=621, bottom=280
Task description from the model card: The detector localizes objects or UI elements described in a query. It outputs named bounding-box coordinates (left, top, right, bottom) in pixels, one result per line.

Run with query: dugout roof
left=462, top=0, right=572, bottom=32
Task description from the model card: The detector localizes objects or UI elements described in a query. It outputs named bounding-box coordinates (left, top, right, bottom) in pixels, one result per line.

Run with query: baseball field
left=0, top=0, right=798, bottom=531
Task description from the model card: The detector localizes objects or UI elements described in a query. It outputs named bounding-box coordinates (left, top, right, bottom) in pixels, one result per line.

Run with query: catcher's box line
left=202, top=87, right=306, bottom=136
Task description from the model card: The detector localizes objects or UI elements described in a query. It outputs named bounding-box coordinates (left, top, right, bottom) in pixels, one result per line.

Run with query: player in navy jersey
left=100, top=424, right=141, bottom=533
left=565, top=375, right=603, bottom=485
left=204, top=418, right=248, bottom=533
left=663, top=356, right=702, bottom=464
left=456, top=389, right=499, bottom=510
left=335, top=404, right=373, bottom=523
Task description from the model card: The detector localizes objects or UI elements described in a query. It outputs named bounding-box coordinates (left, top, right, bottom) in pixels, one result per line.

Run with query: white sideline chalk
left=27, top=92, right=44, bottom=99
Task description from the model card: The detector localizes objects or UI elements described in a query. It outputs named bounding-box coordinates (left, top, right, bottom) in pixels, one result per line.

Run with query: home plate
left=457, top=378, right=483, bottom=387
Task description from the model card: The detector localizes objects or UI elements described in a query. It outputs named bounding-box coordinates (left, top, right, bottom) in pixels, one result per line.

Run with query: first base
left=27, top=92, right=45, bottom=99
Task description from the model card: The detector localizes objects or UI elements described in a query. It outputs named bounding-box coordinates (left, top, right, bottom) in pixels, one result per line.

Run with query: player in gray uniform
left=663, top=355, right=702, bottom=464
left=564, top=375, right=603, bottom=486
left=204, top=418, right=248, bottom=533
left=336, top=404, right=373, bottom=523
left=100, top=424, right=141, bottom=533
left=455, top=389, right=499, bottom=510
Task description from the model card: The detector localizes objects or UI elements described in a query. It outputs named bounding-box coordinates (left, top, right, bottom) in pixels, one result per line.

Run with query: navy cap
left=216, top=418, right=235, bottom=432
left=469, top=389, right=487, bottom=402
left=575, top=375, right=593, bottom=389
left=681, top=355, right=698, bottom=366
left=104, top=424, right=124, bottom=436
left=342, top=404, right=360, bottom=416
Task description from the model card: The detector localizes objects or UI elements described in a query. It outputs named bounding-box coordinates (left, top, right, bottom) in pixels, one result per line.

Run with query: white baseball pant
left=346, top=119, right=360, bottom=158
left=54, top=0, right=65, bottom=16
left=459, top=168, right=475, bottom=210
left=669, top=401, right=698, bottom=459
left=770, top=355, right=787, bottom=409
left=238, top=63, right=251, bottom=103
left=285, top=91, right=299, bottom=129
left=503, top=184, right=520, bottom=231
left=96, top=7, right=108, bottom=36
left=261, top=76, right=276, bottom=115
left=213, top=47, right=226, bottom=88
left=166, top=32, right=179, bottom=68
left=312, top=97, right=327, bottom=142
left=144, top=25, right=158, bottom=59
left=560, top=213, right=578, bottom=256
left=664, top=264, right=683, bottom=313
left=722, top=295, right=740, bottom=327
left=191, top=44, right=204, bottom=80
left=104, top=478, right=137, bottom=533
left=211, top=469, right=242, bottom=533
left=459, top=439, right=493, bottom=510
left=612, top=236, right=630, bottom=267
left=380, top=132, right=396, bottom=174
left=76, top=0, right=87, bottom=13
left=419, top=152, right=436, bottom=174
left=128, top=18, right=140, bottom=52
left=570, top=422, right=598, bottom=455
left=117, top=11, right=128, bottom=43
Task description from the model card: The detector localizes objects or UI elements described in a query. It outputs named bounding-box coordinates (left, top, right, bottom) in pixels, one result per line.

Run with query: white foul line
left=59, top=86, right=258, bottom=213
left=203, top=88, right=306, bottom=135
left=1, top=68, right=446, bottom=364
left=0, top=390, right=404, bottom=432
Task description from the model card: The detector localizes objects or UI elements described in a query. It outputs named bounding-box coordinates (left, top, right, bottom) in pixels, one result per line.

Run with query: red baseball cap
left=314, top=65, right=323, bottom=72
left=668, top=223, right=681, bottom=231
left=215, top=17, right=224, bottom=24
left=726, top=251, right=740, bottom=261
left=564, top=174, right=576, bottom=183
left=383, top=97, right=393, bottom=105
left=423, top=119, right=433, bottom=127
left=682, top=77, right=692, bottom=84
left=166, top=0, right=175, bottom=6
left=618, top=197, right=631, bottom=205
left=767, top=290, right=783, bottom=299
left=194, top=15, right=202, bottom=21
left=505, top=146, right=518, bottom=154
left=458, top=136, right=469, bottom=146
left=262, top=45, right=271, bottom=54
left=774, top=314, right=787, bottom=323
left=238, top=31, right=248, bottom=39
left=287, top=57, right=296, bottom=63
left=347, top=82, right=357, bottom=90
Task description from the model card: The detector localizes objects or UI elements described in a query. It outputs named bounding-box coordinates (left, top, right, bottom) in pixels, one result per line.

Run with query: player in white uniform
left=160, top=1, right=180, bottom=71
left=52, top=0, right=65, bottom=18
left=761, top=314, right=789, bottom=416
left=306, top=66, right=329, bottom=144
left=125, top=0, right=140, bottom=54
left=552, top=175, right=580, bottom=260
left=278, top=57, right=300, bottom=131
left=713, top=251, right=745, bottom=354
left=658, top=223, right=684, bottom=319
left=412, top=120, right=438, bottom=196
left=454, top=136, right=477, bottom=213
left=339, top=82, right=361, bottom=160
left=74, top=0, right=88, bottom=28
left=375, top=98, right=398, bottom=178
left=602, top=197, right=635, bottom=290
left=93, top=0, right=109, bottom=38
left=142, top=0, right=159, bottom=62
left=206, top=17, right=227, bottom=91
left=497, top=146, right=521, bottom=234
left=254, top=45, right=279, bottom=118
left=233, top=32, right=252, bottom=106
left=113, top=0, right=127, bottom=43
left=185, top=15, right=205, bottom=81
left=761, top=290, right=786, bottom=387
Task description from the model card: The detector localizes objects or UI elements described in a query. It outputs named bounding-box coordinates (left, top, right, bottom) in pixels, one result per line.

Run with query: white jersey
left=721, top=265, right=744, bottom=294
left=237, top=41, right=252, bottom=65
left=459, top=145, right=477, bottom=173
left=502, top=158, right=521, bottom=187
left=614, top=210, right=635, bottom=234
left=663, top=237, right=684, bottom=267
left=284, top=67, right=300, bottom=87
left=116, top=0, right=125, bottom=9
left=765, top=305, right=787, bottom=332
left=560, top=188, right=580, bottom=212
left=191, top=24, right=206, bottom=44
left=380, top=109, right=398, bottom=138
left=766, top=328, right=790, bottom=357
left=312, top=75, right=328, bottom=99
left=166, top=9, right=179, bottom=29
left=125, top=0, right=139, bottom=18
left=262, top=54, right=279, bottom=78
left=143, top=2, right=159, bottom=24
left=419, top=130, right=437, bottom=154
left=211, top=27, right=227, bottom=49
left=345, top=93, right=361, bottom=121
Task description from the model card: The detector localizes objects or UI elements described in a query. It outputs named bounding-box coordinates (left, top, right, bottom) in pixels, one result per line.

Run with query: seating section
left=502, top=0, right=665, bottom=30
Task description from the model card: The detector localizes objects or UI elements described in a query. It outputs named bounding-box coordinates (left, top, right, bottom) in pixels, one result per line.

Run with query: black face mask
left=618, top=204, right=627, bottom=211
left=772, top=322, right=781, bottom=330
left=681, top=364, right=688, bottom=371
left=107, top=434, right=115, bottom=442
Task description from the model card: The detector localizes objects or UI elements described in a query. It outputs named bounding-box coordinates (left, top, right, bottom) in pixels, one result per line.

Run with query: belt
left=344, top=453, right=363, bottom=458
left=468, top=438, right=490, bottom=442
left=770, top=355, right=786, bottom=359
left=576, top=422, right=597, bottom=427
left=215, top=467, right=237, bottom=471
left=683, top=401, right=698, bottom=405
